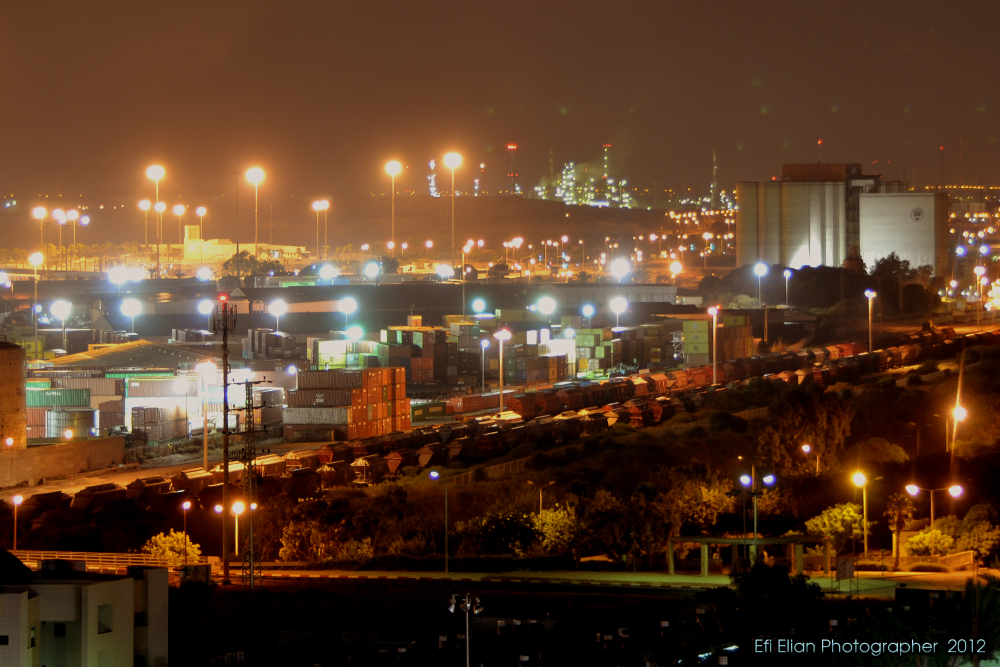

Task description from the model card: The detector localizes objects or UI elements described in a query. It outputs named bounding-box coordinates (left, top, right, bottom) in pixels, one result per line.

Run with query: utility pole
left=213, top=300, right=237, bottom=585
left=240, top=380, right=267, bottom=592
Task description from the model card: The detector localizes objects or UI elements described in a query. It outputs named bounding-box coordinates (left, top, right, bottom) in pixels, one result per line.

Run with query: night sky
left=2, top=1, right=999, bottom=233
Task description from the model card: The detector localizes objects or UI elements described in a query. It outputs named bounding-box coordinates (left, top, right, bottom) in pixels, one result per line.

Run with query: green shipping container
left=26, top=388, right=90, bottom=408
left=411, top=401, right=446, bottom=422
left=681, top=320, right=709, bottom=332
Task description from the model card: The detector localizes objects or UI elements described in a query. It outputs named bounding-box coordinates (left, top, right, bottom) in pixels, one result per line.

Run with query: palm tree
left=884, top=492, right=914, bottom=567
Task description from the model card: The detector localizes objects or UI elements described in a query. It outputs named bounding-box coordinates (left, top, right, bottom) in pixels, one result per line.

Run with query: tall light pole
left=245, top=167, right=265, bottom=257
left=975, top=266, right=987, bottom=330
left=32, top=207, right=46, bottom=250
left=181, top=500, right=192, bottom=565
left=196, top=207, right=207, bottom=265
left=385, top=161, right=402, bottom=256
left=753, top=262, right=768, bottom=307
left=610, top=296, right=628, bottom=327
left=146, top=165, right=164, bottom=205
left=708, top=306, right=719, bottom=384
left=12, top=495, right=23, bottom=551
left=269, top=299, right=288, bottom=332
left=783, top=268, right=792, bottom=305
left=853, top=471, right=869, bottom=554
left=52, top=209, right=66, bottom=275
left=312, top=200, right=329, bottom=260
left=138, top=201, right=151, bottom=261
left=905, top=484, right=963, bottom=554
left=494, top=329, right=511, bottom=411
left=51, top=300, right=71, bottom=353
left=480, top=339, right=489, bottom=394
left=173, top=205, right=186, bottom=261
left=443, top=152, right=462, bottom=256
left=154, top=202, right=166, bottom=276
left=121, top=298, right=141, bottom=333
left=527, top=480, right=555, bottom=515
left=739, top=466, right=775, bottom=564
left=865, top=289, right=877, bottom=353
left=29, top=252, right=43, bottom=360
left=447, top=593, right=483, bottom=667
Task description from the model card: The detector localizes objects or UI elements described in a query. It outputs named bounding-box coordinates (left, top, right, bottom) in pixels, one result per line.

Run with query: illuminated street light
left=853, top=471, right=869, bottom=554
left=196, top=267, right=213, bottom=281
left=609, top=258, right=630, bottom=283
left=537, top=296, right=556, bottom=316
left=32, top=206, right=46, bottom=248
left=364, top=262, right=381, bottom=280
left=472, top=298, right=486, bottom=314
left=385, top=160, right=402, bottom=255
left=753, top=262, right=768, bottom=306
left=311, top=199, right=330, bottom=259
left=783, top=268, right=792, bottom=305
left=581, top=304, right=595, bottom=319
left=905, top=483, right=964, bottom=553
left=121, top=298, right=141, bottom=333
left=197, top=299, right=214, bottom=329
left=51, top=299, right=71, bottom=352
left=864, top=289, right=876, bottom=352
left=609, top=296, right=628, bottom=326
left=494, top=328, right=512, bottom=411
left=318, top=265, right=338, bottom=281
left=269, top=299, right=288, bottom=331
left=245, top=167, right=265, bottom=256
left=443, top=152, right=463, bottom=255
left=340, top=297, right=358, bottom=315
left=436, top=264, right=454, bottom=280
left=346, top=325, right=364, bottom=341
left=12, top=494, right=23, bottom=551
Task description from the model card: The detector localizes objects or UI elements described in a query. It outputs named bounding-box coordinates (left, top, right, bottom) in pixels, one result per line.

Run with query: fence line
left=12, top=549, right=212, bottom=569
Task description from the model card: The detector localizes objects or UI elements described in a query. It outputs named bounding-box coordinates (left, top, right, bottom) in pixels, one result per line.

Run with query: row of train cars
left=15, top=327, right=996, bottom=516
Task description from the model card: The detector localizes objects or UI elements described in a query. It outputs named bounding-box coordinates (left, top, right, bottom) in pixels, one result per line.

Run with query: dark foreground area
left=170, top=564, right=992, bottom=667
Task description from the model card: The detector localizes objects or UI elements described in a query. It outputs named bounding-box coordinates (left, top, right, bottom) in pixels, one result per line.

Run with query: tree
left=458, top=509, right=536, bottom=556
left=532, top=504, right=577, bottom=554
left=805, top=503, right=864, bottom=553
left=905, top=529, right=954, bottom=556
left=964, top=574, right=1000, bottom=666
left=884, top=493, right=915, bottom=567
left=957, top=521, right=1000, bottom=562
left=142, top=529, right=201, bottom=563
left=222, top=250, right=286, bottom=278
left=755, top=386, right=852, bottom=477
left=278, top=519, right=340, bottom=561
left=654, top=462, right=730, bottom=537
left=844, top=437, right=908, bottom=467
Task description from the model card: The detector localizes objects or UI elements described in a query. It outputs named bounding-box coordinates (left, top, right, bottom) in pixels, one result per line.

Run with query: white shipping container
left=283, top=406, right=353, bottom=425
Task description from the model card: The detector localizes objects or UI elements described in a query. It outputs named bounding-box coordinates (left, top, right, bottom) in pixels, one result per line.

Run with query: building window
left=0, top=635, right=8, bottom=645
left=54, top=623, right=66, bottom=638
left=29, top=627, right=35, bottom=648
left=97, top=604, right=113, bottom=634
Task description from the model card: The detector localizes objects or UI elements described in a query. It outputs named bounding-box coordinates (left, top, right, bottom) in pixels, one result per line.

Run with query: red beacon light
left=218, top=293, right=228, bottom=302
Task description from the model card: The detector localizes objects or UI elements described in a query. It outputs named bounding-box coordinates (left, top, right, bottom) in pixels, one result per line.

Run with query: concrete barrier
left=0, top=436, right=126, bottom=487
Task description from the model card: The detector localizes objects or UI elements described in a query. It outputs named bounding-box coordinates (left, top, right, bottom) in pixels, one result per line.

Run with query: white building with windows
left=0, top=556, right=167, bottom=667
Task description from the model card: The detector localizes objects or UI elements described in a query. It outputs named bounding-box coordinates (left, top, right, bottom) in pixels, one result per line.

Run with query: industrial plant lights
left=753, top=263, right=769, bottom=277
left=537, top=296, right=556, bottom=316
left=581, top=304, right=595, bottom=318
left=472, top=298, right=486, bottom=314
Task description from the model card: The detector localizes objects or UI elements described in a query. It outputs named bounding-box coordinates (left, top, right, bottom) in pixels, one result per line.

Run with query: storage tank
left=45, top=408, right=97, bottom=439
left=0, top=342, right=27, bottom=448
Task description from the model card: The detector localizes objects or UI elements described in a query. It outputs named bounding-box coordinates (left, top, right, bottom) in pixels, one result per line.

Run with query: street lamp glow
left=138, top=200, right=151, bottom=211
left=801, top=444, right=811, bottom=454
left=707, top=306, right=718, bottom=317
left=346, top=325, right=364, bottom=341
left=196, top=267, right=213, bottom=281
left=436, top=264, right=454, bottom=279
left=384, top=160, right=402, bottom=176
left=197, top=300, right=214, bottom=315
left=783, top=269, right=792, bottom=279
left=121, top=298, right=141, bottom=318
left=443, top=152, right=462, bottom=170
left=480, top=339, right=490, bottom=350
left=953, top=405, right=968, bottom=422
left=172, top=204, right=185, bottom=216
left=852, top=471, right=867, bottom=487
left=425, top=240, right=434, bottom=249
left=364, top=262, right=380, bottom=279
left=974, top=266, right=986, bottom=277
left=581, top=304, right=595, bottom=318
left=154, top=202, right=166, bottom=213
left=537, top=296, right=556, bottom=315
left=949, top=485, right=964, bottom=498
left=762, top=474, right=776, bottom=486
left=609, top=258, right=630, bottom=281
left=753, top=262, right=768, bottom=277
left=609, top=297, right=628, bottom=315
left=670, top=260, right=683, bottom=275
left=905, top=484, right=919, bottom=496
left=312, top=199, right=329, bottom=212
left=340, top=297, right=358, bottom=315
left=63, top=429, right=73, bottom=440
left=66, top=210, right=79, bottom=222
left=472, top=298, right=486, bottom=314
left=245, top=167, right=265, bottom=185
left=51, top=300, right=71, bottom=321
left=865, top=289, right=876, bottom=299
left=232, top=501, right=246, bottom=515
left=268, top=299, right=288, bottom=318
left=32, top=206, right=46, bottom=220
left=739, top=474, right=751, bottom=487
left=956, top=246, right=967, bottom=256
left=29, top=253, right=43, bottom=267
left=107, top=267, right=128, bottom=285
left=318, top=265, right=338, bottom=280
left=12, top=495, right=22, bottom=505
left=196, top=206, right=207, bottom=217
left=146, top=165, right=165, bottom=181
